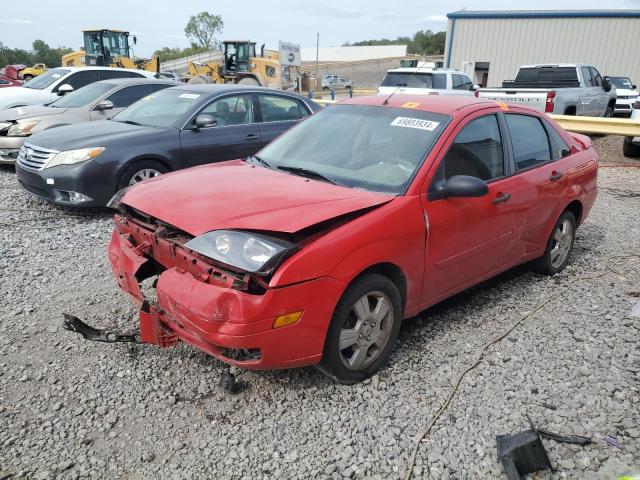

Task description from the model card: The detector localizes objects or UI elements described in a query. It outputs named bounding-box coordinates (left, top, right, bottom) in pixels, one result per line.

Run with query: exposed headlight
left=184, top=230, right=295, bottom=273
left=7, top=120, right=39, bottom=137
left=44, top=147, right=105, bottom=169
left=106, top=186, right=129, bottom=210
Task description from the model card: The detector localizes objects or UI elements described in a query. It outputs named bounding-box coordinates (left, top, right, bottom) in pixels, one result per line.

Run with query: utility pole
left=315, top=32, right=319, bottom=90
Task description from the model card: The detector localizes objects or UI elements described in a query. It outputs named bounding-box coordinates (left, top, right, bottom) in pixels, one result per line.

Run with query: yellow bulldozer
left=62, top=29, right=159, bottom=73
left=188, top=41, right=280, bottom=88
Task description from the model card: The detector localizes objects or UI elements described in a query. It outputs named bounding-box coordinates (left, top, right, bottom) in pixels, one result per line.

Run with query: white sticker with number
left=390, top=117, right=439, bottom=131
left=179, top=93, right=201, bottom=99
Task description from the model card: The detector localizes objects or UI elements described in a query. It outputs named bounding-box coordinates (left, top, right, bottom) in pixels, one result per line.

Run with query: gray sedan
left=0, top=78, right=176, bottom=164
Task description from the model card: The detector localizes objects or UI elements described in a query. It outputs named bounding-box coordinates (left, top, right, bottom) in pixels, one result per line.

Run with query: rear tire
left=534, top=211, right=576, bottom=275
left=317, top=273, right=402, bottom=384
left=623, top=136, right=640, bottom=158
left=117, top=160, right=168, bottom=191
left=237, top=77, right=260, bottom=86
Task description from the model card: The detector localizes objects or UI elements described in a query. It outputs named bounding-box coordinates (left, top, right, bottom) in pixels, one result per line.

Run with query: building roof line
left=447, top=10, right=640, bottom=19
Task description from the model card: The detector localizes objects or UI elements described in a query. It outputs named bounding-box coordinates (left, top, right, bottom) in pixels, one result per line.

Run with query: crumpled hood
left=122, top=160, right=394, bottom=235
left=27, top=119, right=165, bottom=151
left=0, top=105, right=67, bottom=121
left=0, top=86, right=50, bottom=109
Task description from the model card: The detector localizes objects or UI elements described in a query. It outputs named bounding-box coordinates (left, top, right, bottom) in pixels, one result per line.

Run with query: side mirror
left=57, top=84, right=74, bottom=96
left=633, top=84, right=637, bottom=90
left=431, top=175, right=489, bottom=201
left=193, top=113, right=217, bottom=129
left=473, top=84, right=481, bottom=90
left=94, top=100, right=113, bottom=111
left=602, top=79, right=612, bottom=92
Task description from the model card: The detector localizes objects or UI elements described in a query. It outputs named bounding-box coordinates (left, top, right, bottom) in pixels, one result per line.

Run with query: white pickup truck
left=477, top=64, right=617, bottom=117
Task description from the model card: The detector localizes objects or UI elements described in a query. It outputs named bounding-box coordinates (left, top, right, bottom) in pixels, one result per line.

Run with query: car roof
left=50, top=66, right=157, bottom=76
left=337, top=94, right=505, bottom=115
left=168, top=84, right=308, bottom=97
left=93, top=78, right=178, bottom=86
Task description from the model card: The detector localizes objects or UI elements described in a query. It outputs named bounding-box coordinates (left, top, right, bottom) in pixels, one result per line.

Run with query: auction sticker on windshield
left=391, top=117, right=439, bottom=131
left=179, top=93, right=201, bottom=99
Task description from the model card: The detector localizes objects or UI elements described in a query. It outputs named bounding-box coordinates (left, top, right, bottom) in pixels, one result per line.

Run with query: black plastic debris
left=497, top=417, right=592, bottom=480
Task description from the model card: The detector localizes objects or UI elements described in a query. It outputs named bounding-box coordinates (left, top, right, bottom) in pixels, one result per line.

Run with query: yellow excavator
left=188, top=41, right=280, bottom=88
left=62, top=29, right=159, bottom=73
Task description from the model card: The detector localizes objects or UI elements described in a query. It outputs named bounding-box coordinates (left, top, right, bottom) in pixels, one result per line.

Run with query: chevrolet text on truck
left=477, top=64, right=616, bottom=117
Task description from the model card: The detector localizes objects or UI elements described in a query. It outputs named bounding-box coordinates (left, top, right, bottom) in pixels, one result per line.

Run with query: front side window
left=581, top=67, right=594, bottom=86
left=51, top=82, right=114, bottom=108
left=64, top=70, right=101, bottom=90
left=201, top=95, right=253, bottom=126
left=258, top=95, right=308, bottom=122
left=589, top=68, right=602, bottom=87
left=22, top=68, right=70, bottom=90
left=106, top=85, right=155, bottom=108
left=438, top=115, right=504, bottom=181
left=257, top=104, right=450, bottom=194
left=506, top=114, right=551, bottom=171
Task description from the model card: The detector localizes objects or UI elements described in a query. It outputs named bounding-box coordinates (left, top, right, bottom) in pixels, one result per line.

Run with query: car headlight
left=44, top=147, right=105, bottom=169
left=184, top=230, right=295, bottom=273
left=106, top=186, right=129, bottom=210
left=7, top=120, right=39, bottom=137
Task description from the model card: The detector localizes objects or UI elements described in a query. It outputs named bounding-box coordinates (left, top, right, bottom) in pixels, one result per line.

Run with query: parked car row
left=0, top=65, right=599, bottom=383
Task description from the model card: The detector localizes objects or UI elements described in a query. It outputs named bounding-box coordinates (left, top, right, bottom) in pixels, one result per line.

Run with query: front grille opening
left=221, top=348, right=262, bottom=362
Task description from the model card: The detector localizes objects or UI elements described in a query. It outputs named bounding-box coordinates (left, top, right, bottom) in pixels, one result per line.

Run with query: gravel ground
left=1, top=135, right=639, bottom=480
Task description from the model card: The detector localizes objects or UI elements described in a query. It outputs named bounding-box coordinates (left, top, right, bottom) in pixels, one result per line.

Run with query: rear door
left=422, top=112, right=529, bottom=302
left=255, top=93, right=312, bottom=148
left=502, top=112, right=568, bottom=253
left=179, top=93, right=261, bottom=167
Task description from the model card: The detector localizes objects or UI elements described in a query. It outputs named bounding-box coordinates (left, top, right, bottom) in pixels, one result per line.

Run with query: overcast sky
left=2, top=0, right=640, bottom=56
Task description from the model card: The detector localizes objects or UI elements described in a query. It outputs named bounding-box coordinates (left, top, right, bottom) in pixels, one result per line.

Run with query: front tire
left=318, top=273, right=402, bottom=384
left=534, top=211, right=576, bottom=275
left=117, top=160, right=168, bottom=191
left=604, top=105, right=614, bottom=118
left=623, top=136, right=640, bottom=158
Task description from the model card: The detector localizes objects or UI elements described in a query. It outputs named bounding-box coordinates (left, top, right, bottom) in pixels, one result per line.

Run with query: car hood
left=0, top=86, right=49, bottom=109
left=616, top=88, right=639, bottom=97
left=122, top=160, right=394, bottom=236
left=0, top=104, right=67, bottom=121
left=27, top=119, right=164, bottom=150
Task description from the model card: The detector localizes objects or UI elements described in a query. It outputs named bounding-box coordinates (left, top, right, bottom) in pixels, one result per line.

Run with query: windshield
left=609, top=77, right=634, bottom=89
left=381, top=72, right=446, bottom=89
left=23, top=69, right=70, bottom=90
left=257, top=104, right=450, bottom=195
left=113, top=88, right=201, bottom=128
left=50, top=82, right=114, bottom=108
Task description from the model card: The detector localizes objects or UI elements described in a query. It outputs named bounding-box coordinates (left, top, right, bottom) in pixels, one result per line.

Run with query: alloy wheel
left=338, top=291, right=394, bottom=370
left=550, top=218, right=574, bottom=268
left=128, top=168, right=162, bottom=186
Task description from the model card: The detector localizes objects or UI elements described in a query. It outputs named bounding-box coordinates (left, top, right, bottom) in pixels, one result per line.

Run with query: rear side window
left=506, top=114, right=551, bottom=170
left=257, top=94, right=309, bottom=122
left=517, top=67, right=578, bottom=83
left=544, top=122, right=571, bottom=160
left=439, top=114, right=504, bottom=181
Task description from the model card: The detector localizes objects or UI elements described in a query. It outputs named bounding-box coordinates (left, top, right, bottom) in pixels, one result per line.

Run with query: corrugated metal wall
left=445, top=17, right=640, bottom=87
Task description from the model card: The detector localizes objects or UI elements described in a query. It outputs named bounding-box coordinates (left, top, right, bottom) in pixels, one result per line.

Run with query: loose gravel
left=1, top=135, right=639, bottom=480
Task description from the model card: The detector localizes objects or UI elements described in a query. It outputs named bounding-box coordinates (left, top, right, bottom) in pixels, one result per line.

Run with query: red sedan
left=103, top=95, right=597, bottom=383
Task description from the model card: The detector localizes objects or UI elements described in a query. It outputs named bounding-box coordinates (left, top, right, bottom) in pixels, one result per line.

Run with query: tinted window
left=544, top=122, right=570, bottom=160
left=439, top=115, right=504, bottom=181
left=506, top=114, right=551, bottom=171
left=381, top=72, right=446, bottom=89
left=100, top=70, right=145, bottom=80
left=452, top=74, right=463, bottom=89
left=258, top=95, right=309, bottom=122
left=589, top=68, right=602, bottom=87
left=63, top=70, right=101, bottom=90
left=106, top=85, right=155, bottom=108
left=609, top=77, right=634, bottom=89
left=517, top=67, right=578, bottom=83
left=201, top=95, right=253, bottom=126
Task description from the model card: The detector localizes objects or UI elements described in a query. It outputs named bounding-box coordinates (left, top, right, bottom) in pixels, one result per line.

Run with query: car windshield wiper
left=277, top=165, right=338, bottom=185
left=118, top=119, right=142, bottom=126
left=247, top=155, right=272, bottom=169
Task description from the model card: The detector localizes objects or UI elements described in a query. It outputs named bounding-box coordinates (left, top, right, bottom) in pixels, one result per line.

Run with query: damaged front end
left=64, top=202, right=350, bottom=369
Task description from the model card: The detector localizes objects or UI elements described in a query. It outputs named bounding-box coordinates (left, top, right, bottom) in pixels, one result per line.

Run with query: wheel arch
left=564, top=105, right=577, bottom=115
left=346, top=262, right=408, bottom=312
left=564, top=199, right=583, bottom=225
left=115, top=155, right=173, bottom=192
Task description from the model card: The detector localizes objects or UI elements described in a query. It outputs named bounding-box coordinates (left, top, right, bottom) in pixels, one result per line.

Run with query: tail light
left=545, top=91, right=556, bottom=113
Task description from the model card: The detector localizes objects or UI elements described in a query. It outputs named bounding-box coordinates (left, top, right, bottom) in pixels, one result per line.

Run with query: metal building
left=444, top=10, right=640, bottom=88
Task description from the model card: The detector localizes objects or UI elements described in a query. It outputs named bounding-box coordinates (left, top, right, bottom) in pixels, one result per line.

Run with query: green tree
left=153, top=44, right=208, bottom=63
left=0, top=40, right=72, bottom=68
left=184, top=11, right=224, bottom=50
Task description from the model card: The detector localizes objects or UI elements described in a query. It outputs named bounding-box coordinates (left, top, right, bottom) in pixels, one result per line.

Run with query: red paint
left=0, top=75, right=22, bottom=88
left=109, top=95, right=598, bottom=370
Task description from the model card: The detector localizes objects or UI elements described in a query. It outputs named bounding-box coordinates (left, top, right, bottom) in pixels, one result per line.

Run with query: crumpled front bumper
left=108, top=228, right=345, bottom=369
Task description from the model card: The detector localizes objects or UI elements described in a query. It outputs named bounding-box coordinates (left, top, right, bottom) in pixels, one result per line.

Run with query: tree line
left=0, top=40, right=73, bottom=68
left=345, top=30, right=446, bottom=55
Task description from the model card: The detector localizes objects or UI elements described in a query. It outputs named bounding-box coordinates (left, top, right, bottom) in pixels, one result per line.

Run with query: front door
left=255, top=93, right=311, bottom=148
left=179, top=94, right=261, bottom=167
left=422, top=112, right=530, bottom=303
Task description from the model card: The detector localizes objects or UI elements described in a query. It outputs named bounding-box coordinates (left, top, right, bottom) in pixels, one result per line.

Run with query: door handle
left=492, top=192, right=511, bottom=205
left=245, top=134, right=259, bottom=140
left=549, top=171, right=563, bottom=181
